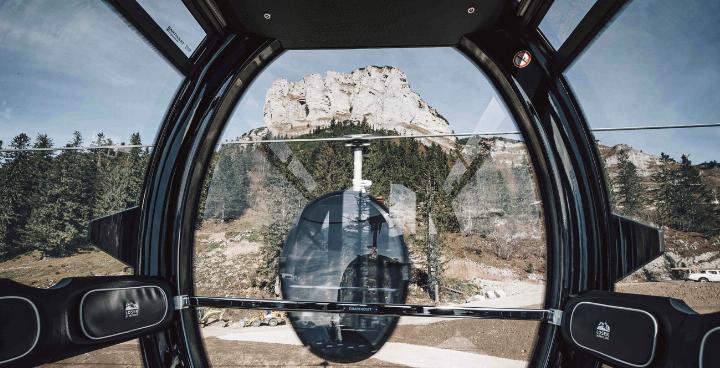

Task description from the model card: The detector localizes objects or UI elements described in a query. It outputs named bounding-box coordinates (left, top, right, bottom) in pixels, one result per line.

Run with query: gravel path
left=374, top=343, right=525, bottom=368
left=400, top=280, right=544, bottom=326
left=210, top=325, right=527, bottom=367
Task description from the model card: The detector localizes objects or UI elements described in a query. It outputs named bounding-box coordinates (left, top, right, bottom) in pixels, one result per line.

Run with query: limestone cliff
left=262, top=66, right=455, bottom=149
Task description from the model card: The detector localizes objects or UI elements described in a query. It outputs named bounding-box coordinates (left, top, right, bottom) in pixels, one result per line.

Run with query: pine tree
left=128, top=133, right=148, bottom=203
left=23, top=132, right=96, bottom=256
left=93, top=133, right=147, bottom=217
left=653, top=153, right=719, bottom=234
left=197, top=154, right=218, bottom=224
left=93, top=157, right=128, bottom=217
left=256, top=217, right=291, bottom=291
left=421, top=173, right=445, bottom=302
left=613, top=149, right=646, bottom=218
left=0, top=133, right=41, bottom=258
left=425, top=211, right=443, bottom=302
left=0, top=167, right=7, bottom=259
left=652, top=153, right=676, bottom=227
left=203, top=144, right=252, bottom=221
left=671, top=155, right=717, bottom=233
left=254, top=154, right=306, bottom=292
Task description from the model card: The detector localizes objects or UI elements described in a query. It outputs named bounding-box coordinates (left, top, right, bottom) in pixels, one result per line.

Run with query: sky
left=0, top=0, right=182, bottom=148
left=0, top=0, right=718, bottom=162
left=563, top=0, right=720, bottom=163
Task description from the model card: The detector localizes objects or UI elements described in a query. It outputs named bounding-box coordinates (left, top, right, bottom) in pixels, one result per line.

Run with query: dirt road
left=208, top=324, right=527, bottom=368
left=616, top=280, right=720, bottom=313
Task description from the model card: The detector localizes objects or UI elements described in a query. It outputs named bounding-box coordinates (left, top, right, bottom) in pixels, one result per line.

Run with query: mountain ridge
left=260, top=65, right=456, bottom=150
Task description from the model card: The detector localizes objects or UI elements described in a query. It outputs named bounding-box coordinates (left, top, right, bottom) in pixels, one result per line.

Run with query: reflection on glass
left=594, top=131, right=720, bottom=307
left=194, top=135, right=547, bottom=364
left=137, top=0, right=206, bottom=56
left=280, top=190, right=409, bottom=362
left=566, top=0, right=720, bottom=162
left=197, top=133, right=547, bottom=293
left=539, top=0, right=596, bottom=48
left=193, top=52, right=547, bottom=366
left=565, top=0, right=720, bottom=311
left=0, top=1, right=178, bottom=364
left=0, top=0, right=179, bottom=275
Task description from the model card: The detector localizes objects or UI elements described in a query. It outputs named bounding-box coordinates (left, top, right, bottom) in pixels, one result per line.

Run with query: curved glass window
left=193, top=48, right=546, bottom=366
left=539, top=0, right=596, bottom=48
left=0, top=0, right=184, bottom=365
left=566, top=0, right=720, bottom=312
left=0, top=1, right=181, bottom=281
left=137, top=0, right=206, bottom=56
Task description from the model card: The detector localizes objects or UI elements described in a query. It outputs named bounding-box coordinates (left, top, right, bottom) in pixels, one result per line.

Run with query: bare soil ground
left=0, top=249, right=131, bottom=288
left=663, top=228, right=720, bottom=258
left=390, top=319, right=540, bottom=361
left=442, top=233, right=546, bottom=279
left=44, top=339, right=403, bottom=368
left=204, top=340, right=406, bottom=367
left=616, top=280, right=720, bottom=314
left=44, top=340, right=142, bottom=367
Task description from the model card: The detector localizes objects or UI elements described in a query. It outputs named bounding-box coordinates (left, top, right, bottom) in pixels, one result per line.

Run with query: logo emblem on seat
left=125, top=301, right=139, bottom=318
left=596, top=321, right=610, bottom=340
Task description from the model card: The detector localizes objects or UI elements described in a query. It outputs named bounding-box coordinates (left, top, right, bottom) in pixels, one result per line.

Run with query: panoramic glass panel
left=566, top=0, right=720, bottom=311
left=137, top=0, right=207, bottom=57
left=0, top=1, right=182, bottom=363
left=538, top=0, right=596, bottom=48
left=194, top=48, right=546, bottom=367
left=596, top=130, right=720, bottom=313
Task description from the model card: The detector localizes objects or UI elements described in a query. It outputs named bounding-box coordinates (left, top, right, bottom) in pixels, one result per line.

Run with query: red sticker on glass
left=513, top=50, right=532, bottom=68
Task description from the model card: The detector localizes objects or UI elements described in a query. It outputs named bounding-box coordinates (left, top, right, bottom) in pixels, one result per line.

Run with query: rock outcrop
left=262, top=66, right=455, bottom=149
left=600, top=144, right=662, bottom=177
left=450, top=137, right=543, bottom=239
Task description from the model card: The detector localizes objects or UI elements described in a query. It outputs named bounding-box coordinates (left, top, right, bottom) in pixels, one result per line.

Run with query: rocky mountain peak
left=262, top=65, right=455, bottom=149
left=599, top=143, right=662, bottom=177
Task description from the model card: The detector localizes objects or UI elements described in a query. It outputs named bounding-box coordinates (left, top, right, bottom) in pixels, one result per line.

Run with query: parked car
left=687, top=270, right=720, bottom=282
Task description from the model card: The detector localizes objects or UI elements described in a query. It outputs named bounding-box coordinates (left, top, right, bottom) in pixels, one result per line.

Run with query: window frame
left=135, top=29, right=628, bottom=366
left=107, top=0, right=225, bottom=76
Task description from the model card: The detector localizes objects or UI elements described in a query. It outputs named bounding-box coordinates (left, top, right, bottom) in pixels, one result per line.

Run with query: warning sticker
left=513, top=50, right=532, bottom=68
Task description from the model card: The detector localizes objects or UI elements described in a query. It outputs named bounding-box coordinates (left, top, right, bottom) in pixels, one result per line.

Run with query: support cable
left=1, top=123, right=719, bottom=152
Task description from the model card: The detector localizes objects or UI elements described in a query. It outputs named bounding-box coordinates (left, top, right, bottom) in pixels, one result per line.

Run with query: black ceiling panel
left=220, top=0, right=506, bottom=48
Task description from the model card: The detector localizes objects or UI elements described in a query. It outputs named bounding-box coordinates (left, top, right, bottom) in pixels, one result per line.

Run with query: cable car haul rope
left=2, top=123, right=719, bottom=152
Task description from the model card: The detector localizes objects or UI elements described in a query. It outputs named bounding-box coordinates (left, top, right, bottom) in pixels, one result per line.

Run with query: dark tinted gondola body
left=280, top=190, right=410, bottom=362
